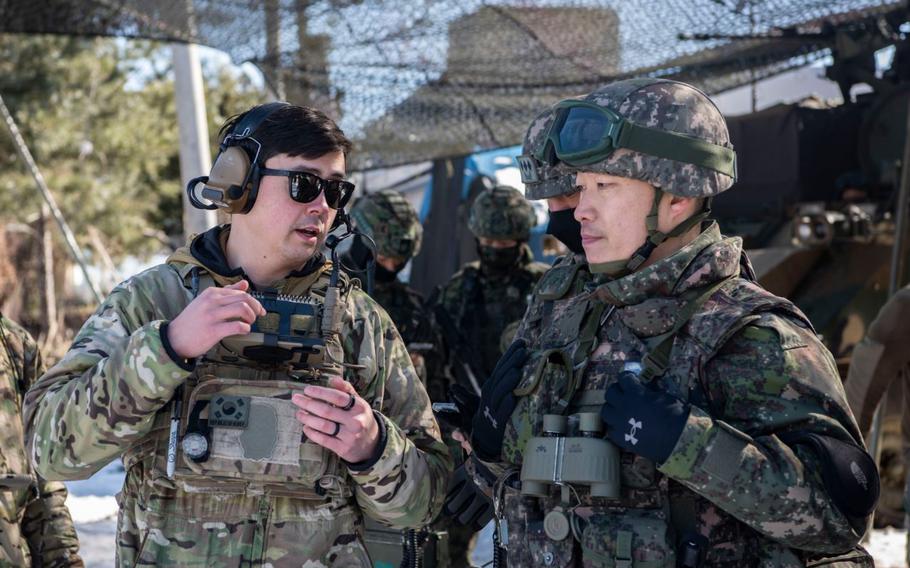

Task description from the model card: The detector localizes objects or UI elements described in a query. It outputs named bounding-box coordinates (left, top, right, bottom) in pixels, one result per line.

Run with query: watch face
left=181, top=432, right=209, bottom=459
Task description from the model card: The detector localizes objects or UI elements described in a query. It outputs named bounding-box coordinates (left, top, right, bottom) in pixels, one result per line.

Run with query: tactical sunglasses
left=536, top=99, right=737, bottom=178
left=260, top=168, right=356, bottom=210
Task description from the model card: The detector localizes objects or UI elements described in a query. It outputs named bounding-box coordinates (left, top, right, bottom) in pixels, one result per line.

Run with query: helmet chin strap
left=589, top=189, right=712, bottom=277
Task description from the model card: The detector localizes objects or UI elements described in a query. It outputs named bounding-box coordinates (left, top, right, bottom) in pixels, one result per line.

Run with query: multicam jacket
left=23, top=226, right=452, bottom=568
left=0, top=315, right=82, bottom=567
left=476, top=223, right=868, bottom=567
left=430, top=245, right=548, bottom=386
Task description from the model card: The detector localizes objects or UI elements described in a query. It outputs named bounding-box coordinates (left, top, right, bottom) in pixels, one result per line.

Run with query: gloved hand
left=444, top=464, right=493, bottom=531
left=601, top=369, right=690, bottom=464
left=471, top=339, right=529, bottom=461
left=435, top=384, right=479, bottom=433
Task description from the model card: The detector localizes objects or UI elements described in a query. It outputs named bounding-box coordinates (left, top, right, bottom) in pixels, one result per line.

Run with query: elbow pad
left=781, top=431, right=879, bottom=518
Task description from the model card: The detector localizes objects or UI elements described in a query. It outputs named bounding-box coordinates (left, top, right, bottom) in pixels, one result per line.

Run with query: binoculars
left=520, top=413, right=621, bottom=499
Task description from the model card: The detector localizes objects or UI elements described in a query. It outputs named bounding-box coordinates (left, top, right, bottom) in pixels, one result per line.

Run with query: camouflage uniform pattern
left=350, top=190, right=423, bottom=261
left=520, top=78, right=735, bottom=199
left=430, top=246, right=548, bottom=383
left=475, top=223, right=868, bottom=566
left=351, top=190, right=465, bottom=566
left=0, top=315, right=82, bottom=567
left=23, top=226, right=452, bottom=567
left=467, top=185, right=536, bottom=241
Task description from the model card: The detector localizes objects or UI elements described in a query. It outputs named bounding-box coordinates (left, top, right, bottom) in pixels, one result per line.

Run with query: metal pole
left=172, top=42, right=217, bottom=239
left=0, top=93, right=104, bottom=305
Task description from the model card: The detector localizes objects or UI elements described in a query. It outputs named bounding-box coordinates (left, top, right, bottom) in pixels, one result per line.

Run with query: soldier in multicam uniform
left=462, top=78, right=879, bottom=567
left=0, top=314, right=83, bottom=567
left=23, top=103, right=451, bottom=567
left=430, top=185, right=548, bottom=392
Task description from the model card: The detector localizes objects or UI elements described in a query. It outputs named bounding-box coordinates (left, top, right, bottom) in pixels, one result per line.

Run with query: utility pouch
left=580, top=509, right=675, bottom=568
left=172, top=377, right=343, bottom=499
left=535, top=260, right=584, bottom=301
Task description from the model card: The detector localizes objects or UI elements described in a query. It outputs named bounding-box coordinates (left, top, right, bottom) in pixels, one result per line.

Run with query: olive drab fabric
left=430, top=245, right=548, bottom=384
left=23, top=225, right=452, bottom=568
left=467, top=185, right=537, bottom=241
left=521, top=79, right=735, bottom=200
left=472, top=223, right=871, bottom=566
left=0, top=315, right=82, bottom=567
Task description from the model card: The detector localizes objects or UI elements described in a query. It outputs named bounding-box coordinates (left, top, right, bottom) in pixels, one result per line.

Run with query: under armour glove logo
left=471, top=340, right=529, bottom=461
left=601, top=368, right=691, bottom=465
left=625, top=418, right=642, bottom=445
left=483, top=405, right=498, bottom=430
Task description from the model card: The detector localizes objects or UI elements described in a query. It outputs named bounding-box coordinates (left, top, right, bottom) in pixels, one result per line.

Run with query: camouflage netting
left=0, top=0, right=905, bottom=169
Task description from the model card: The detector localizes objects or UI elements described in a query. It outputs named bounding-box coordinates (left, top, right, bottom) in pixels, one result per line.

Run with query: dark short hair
left=219, top=104, right=352, bottom=165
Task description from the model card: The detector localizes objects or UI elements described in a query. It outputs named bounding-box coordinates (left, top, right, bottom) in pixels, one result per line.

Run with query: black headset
left=186, top=102, right=290, bottom=215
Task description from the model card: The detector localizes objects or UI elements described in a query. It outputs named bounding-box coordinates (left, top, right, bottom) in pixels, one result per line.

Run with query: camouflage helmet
left=467, top=185, right=536, bottom=241
left=519, top=78, right=736, bottom=199
left=349, top=190, right=423, bottom=260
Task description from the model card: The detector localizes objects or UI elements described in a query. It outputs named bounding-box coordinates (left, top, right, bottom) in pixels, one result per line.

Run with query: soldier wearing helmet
left=430, top=185, right=549, bottom=392
left=459, top=79, right=877, bottom=566
left=347, top=190, right=463, bottom=567
left=349, top=190, right=448, bottom=400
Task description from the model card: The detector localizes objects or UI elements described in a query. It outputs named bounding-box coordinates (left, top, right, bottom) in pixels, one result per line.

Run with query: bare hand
left=453, top=429, right=473, bottom=454
left=167, top=280, right=265, bottom=359
left=292, top=376, right=380, bottom=464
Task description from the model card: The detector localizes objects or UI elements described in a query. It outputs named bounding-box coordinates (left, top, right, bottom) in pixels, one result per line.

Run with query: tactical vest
left=501, top=264, right=868, bottom=567
left=125, top=265, right=353, bottom=503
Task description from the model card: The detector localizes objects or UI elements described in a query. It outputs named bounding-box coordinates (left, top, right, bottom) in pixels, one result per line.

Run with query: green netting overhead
left=0, top=0, right=905, bottom=168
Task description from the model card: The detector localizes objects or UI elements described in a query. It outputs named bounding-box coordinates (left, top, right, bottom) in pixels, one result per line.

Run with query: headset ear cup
left=203, top=146, right=252, bottom=214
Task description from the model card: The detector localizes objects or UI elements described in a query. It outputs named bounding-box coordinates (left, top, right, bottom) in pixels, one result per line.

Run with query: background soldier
left=348, top=190, right=464, bottom=567
left=430, top=185, right=548, bottom=393
left=467, top=78, right=878, bottom=566
left=442, top=155, right=590, bottom=561
left=348, top=190, right=449, bottom=402
left=845, top=285, right=910, bottom=564
left=1, top=314, right=83, bottom=567
left=24, top=103, right=451, bottom=567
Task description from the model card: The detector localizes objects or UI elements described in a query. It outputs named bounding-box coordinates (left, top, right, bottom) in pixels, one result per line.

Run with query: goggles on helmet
left=518, top=99, right=737, bottom=184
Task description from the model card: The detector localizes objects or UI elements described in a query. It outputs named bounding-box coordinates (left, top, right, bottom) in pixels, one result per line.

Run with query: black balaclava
left=545, top=208, right=584, bottom=255
left=477, top=241, right=522, bottom=272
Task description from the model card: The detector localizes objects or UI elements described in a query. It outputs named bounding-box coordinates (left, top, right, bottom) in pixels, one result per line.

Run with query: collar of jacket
left=592, top=221, right=742, bottom=307
left=166, top=224, right=329, bottom=292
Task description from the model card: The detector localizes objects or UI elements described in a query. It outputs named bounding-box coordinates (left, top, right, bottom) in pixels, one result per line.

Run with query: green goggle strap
left=549, top=101, right=737, bottom=180
left=615, top=121, right=736, bottom=179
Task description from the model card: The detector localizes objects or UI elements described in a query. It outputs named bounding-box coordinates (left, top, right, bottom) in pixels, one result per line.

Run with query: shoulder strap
left=640, top=276, right=734, bottom=382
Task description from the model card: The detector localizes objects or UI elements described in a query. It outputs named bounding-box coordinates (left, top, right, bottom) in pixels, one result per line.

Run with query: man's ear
left=666, top=194, right=699, bottom=223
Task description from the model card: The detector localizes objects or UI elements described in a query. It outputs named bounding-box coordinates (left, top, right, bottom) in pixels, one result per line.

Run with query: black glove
left=444, top=464, right=493, bottom=531
left=601, top=369, right=690, bottom=464
left=435, top=384, right=479, bottom=433
left=471, top=339, right=529, bottom=461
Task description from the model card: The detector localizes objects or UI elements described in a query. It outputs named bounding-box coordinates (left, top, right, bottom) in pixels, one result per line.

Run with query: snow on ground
left=866, top=527, right=906, bottom=568
left=64, top=463, right=909, bottom=567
